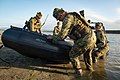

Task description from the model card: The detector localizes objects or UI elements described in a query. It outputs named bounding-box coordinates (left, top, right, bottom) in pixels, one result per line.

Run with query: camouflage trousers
left=92, top=43, right=109, bottom=62
left=69, top=37, right=96, bottom=71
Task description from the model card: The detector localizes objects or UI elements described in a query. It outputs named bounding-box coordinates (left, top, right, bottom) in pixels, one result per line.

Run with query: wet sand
left=0, top=31, right=109, bottom=80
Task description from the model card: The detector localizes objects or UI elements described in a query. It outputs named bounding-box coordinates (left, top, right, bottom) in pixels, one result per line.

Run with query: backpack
left=23, top=17, right=33, bottom=30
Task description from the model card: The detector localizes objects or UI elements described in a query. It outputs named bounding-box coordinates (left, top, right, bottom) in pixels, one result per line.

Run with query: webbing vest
left=68, top=12, right=91, bottom=40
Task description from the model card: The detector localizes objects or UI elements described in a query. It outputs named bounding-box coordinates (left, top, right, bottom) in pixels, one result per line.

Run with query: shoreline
left=105, top=30, right=120, bottom=34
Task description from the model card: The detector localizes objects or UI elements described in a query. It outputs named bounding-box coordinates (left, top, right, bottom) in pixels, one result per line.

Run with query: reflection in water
left=75, top=60, right=108, bottom=80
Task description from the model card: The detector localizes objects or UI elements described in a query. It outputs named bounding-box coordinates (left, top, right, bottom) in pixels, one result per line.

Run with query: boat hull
left=1, top=27, right=72, bottom=63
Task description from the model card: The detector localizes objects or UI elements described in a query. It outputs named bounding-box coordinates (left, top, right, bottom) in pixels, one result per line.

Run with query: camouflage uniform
left=92, top=23, right=109, bottom=63
left=53, top=8, right=96, bottom=71
left=29, top=17, right=41, bottom=33
left=53, top=22, right=61, bottom=36
left=24, top=12, right=42, bottom=33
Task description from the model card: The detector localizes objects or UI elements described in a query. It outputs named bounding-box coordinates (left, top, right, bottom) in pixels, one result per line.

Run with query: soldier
left=53, top=21, right=61, bottom=36
left=23, top=12, right=42, bottom=33
left=92, top=22, right=109, bottom=63
left=51, top=8, right=96, bottom=76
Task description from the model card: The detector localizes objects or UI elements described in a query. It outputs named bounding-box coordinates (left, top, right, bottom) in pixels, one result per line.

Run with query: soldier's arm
left=35, top=21, right=41, bottom=29
left=53, top=27, right=56, bottom=35
left=97, top=31, right=106, bottom=48
left=58, top=15, right=74, bottom=39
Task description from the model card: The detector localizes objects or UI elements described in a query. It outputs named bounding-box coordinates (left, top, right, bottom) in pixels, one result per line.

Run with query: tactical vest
left=26, top=17, right=41, bottom=31
left=68, top=12, right=92, bottom=40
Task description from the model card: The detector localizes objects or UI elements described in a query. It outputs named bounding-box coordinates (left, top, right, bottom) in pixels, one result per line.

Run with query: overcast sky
left=0, top=0, right=120, bottom=30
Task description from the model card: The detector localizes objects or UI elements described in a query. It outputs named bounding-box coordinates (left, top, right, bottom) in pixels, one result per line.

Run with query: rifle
left=41, top=14, right=49, bottom=27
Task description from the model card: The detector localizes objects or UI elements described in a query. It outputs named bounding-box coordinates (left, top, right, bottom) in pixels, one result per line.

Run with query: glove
left=94, top=51, right=100, bottom=57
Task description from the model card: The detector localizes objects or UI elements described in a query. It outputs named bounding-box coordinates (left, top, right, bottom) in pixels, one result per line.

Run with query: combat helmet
left=53, top=8, right=64, bottom=18
left=36, top=12, right=42, bottom=18
left=95, top=22, right=103, bottom=26
left=95, top=22, right=104, bottom=30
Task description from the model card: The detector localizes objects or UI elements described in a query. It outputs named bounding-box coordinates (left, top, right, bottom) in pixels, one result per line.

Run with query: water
left=43, top=32, right=120, bottom=80
left=105, top=34, right=120, bottom=80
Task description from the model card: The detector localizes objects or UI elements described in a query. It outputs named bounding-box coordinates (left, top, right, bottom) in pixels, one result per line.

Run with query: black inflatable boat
left=1, top=27, right=73, bottom=62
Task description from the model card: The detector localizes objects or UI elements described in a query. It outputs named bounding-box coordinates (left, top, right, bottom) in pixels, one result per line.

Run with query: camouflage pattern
left=69, top=30, right=96, bottom=71
left=92, top=23, right=109, bottom=63
left=53, top=10, right=96, bottom=71
left=97, top=43, right=109, bottom=58
left=53, top=22, right=61, bottom=36
left=23, top=12, right=42, bottom=33
left=29, top=17, right=41, bottom=33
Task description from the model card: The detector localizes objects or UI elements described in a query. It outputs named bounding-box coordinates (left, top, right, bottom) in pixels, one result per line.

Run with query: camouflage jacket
left=53, top=12, right=92, bottom=41
left=29, top=17, right=41, bottom=32
left=95, top=30, right=108, bottom=48
left=53, top=25, right=61, bottom=36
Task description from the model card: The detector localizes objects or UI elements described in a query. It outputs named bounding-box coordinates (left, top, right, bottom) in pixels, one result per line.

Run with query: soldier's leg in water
left=84, top=49, right=94, bottom=71
left=70, top=57, right=83, bottom=75
left=69, top=45, right=83, bottom=76
left=92, top=49, right=98, bottom=63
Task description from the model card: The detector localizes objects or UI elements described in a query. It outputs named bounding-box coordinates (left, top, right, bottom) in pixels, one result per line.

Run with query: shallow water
left=75, top=34, right=120, bottom=80
left=43, top=33, right=120, bottom=80
left=105, top=34, right=120, bottom=80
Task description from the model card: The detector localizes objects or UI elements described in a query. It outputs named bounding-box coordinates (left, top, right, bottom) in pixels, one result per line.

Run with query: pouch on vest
left=69, top=25, right=85, bottom=40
